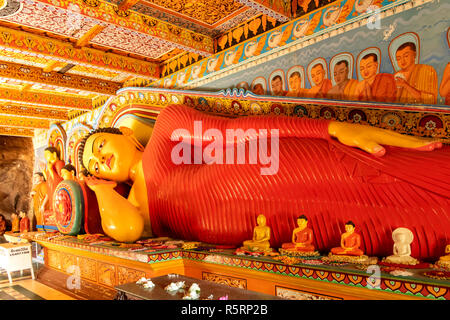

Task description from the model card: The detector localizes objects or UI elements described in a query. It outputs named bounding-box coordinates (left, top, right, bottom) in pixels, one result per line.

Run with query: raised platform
left=16, top=232, right=450, bottom=300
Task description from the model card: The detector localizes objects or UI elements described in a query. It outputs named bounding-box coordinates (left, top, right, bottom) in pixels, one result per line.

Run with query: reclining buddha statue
left=79, top=104, right=449, bottom=261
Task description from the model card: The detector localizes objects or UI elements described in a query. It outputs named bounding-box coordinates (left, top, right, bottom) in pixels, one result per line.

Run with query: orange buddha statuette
left=280, top=215, right=319, bottom=256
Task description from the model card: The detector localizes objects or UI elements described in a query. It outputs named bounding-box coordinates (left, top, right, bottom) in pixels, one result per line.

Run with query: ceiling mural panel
left=0, top=126, right=34, bottom=137
left=140, top=0, right=245, bottom=26
left=0, top=104, right=69, bottom=120
left=0, top=60, right=122, bottom=95
left=11, top=0, right=215, bottom=56
left=0, top=25, right=159, bottom=78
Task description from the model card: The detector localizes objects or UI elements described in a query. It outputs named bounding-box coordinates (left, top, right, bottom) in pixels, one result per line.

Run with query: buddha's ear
left=119, top=126, right=145, bottom=151
left=119, top=126, right=134, bottom=136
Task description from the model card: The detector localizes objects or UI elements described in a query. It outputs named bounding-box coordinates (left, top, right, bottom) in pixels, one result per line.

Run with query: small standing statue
left=241, top=214, right=272, bottom=253
left=0, top=215, right=6, bottom=235
left=280, top=215, right=319, bottom=257
left=383, top=228, right=419, bottom=265
left=19, top=211, right=30, bottom=233
left=437, top=245, right=450, bottom=270
left=61, top=164, right=77, bottom=181
left=11, top=213, right=20, bottom=233
left=326, top=221, right=374, bottom=264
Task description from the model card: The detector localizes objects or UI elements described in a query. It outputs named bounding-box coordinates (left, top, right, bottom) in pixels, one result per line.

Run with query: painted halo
left=286, top=65, right=306, bottom=90
left=53, top=180, right=84, bottom=236
left=307, top=57, right=329, bottom=88
left=251, top=77, right=267, bottom=95
left=388, top=32, right=420, bottom=73
left=236, top=81, right=249, bottom=91
left=329, top=52, right=355, bottom=86
left=356, top=47, right=381, bottom=81
left=269, top=69, right=286, bottom=94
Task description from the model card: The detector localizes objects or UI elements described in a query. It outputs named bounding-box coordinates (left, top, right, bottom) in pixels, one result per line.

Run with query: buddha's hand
left=328, top=121, right=442, bottom=157
left=84, top=176, right=117, bottom=192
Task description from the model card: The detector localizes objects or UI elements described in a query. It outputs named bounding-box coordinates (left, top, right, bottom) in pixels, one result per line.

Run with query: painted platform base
left=23, top=233, right=450, bottom=300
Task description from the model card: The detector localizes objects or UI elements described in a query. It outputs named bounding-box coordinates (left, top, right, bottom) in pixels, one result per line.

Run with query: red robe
left=331, top=232, right=364, bottom=256
left=358, top=73, right=397, bottom=103
left=282, top=227, right=315, bottom=251
left=143, top=105, right=450, bottom=260
left=20, top=217, right=30, bottom=233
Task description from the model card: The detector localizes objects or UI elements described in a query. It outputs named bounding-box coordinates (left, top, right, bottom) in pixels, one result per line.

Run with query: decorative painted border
left=182, top=251, right=450, bottom=300
left=94, top=87, right=450, bottom=141
left=29, top=235, right=450, bottom=299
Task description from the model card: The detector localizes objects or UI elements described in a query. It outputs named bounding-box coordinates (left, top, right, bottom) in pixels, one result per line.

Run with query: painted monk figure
left=286, top=72, right=306, bottom=97
left=331, top=221, right=364, bottom=256
left=270, top=75, right=287, bottom=96
left=242, top=214, right=272, bottom=252
left=30, top=172, right=48, bottom=226
left=281, top=215, right=315, bottom=252
left=307, top=63, right=332, bottom=98
left=440, top=63, right=450, bottom=105
left=78, top=104, right=448, bottom=260
left=355, top=53, right=397, bottom=102
left=394, top=42, right=438, bottom=104
left=327, top=60, right=358, bottom=101
left=251, top=83, right=265, bottom=95
left=41, top=147, right=65, bottom=211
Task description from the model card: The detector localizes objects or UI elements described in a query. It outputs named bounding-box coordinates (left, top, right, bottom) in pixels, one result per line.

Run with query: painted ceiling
left=0, top=0, right=337, bottom=137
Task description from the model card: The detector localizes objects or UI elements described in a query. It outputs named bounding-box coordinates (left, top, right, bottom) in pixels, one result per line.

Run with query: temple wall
left=0, top=136, right=34, bottom=222
left=197, top=0, right=449, bottom=105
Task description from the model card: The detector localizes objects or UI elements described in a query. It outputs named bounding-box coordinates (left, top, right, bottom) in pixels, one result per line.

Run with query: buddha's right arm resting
left=82, top=104, right=448, bottom=259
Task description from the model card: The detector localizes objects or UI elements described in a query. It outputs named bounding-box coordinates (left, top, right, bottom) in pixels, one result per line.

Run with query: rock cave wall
left=0, top=136, right=34, bottom=226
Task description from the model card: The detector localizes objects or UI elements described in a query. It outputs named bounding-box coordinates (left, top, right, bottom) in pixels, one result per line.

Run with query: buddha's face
left=395, top=233, right=406, bottom=243
left=359, top=56, right=378, bottom=80
left=44, top=150, right=58, bottom=164
left=311, top=65, right=325, bottom=86
left=289, top=74, right=302, bottom=93
left=271, top=77, right=283, bottom=96
left=297, top=218, right=307, bottom=229
left=33, top=174, right=43, bottom=185
left=345, top=224, right=355, bottom=233
left=396, top=46, right=416, bottom=71
left=82, top=132, right=136, bottom=182
left=257, top=215, right=266, bottom=226
left=61, top=169, right=75, bottom=181
left=252, top=84, right=265, bottom=95
left=334, top=62, right=349, bottom=85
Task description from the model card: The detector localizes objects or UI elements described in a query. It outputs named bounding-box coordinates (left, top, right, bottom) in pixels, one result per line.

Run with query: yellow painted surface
left=0, top=279, right=76, bottom=300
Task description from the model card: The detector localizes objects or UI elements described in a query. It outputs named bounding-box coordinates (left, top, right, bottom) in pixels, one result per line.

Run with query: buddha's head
left=297, top=215, right=308, bottom=229
left=257, top=214, right=267, bottom=226
left=44, top=147, right=60, bottom=165
left=33, top=172, right=45, bottom=185
left=392, top=227, right=413, bottom=245
left=79, top=127, right=139, bottom=182
left=11, top=213, right=17, bottom=220
left=288, top=72, right=302, bottom=94
left=396, top=42, right=416, bottom=71
left=334, top=60, right=349, bottom=85
left=271, top=76, right=284, bottom=96
left=19, top=211, right=26, bottom=219
left=344, top=221, right=355, bottom=233
left=252, top=83, right=265, bottom=95
left=61, top=164, right=76, bottom=181
left=311, top=63, right=325, bottom=86
left=359, top=53, right=378, bottom=80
